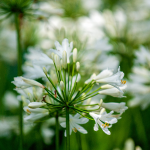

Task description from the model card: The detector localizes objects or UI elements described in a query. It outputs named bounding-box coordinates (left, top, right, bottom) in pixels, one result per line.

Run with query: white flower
left=60, top=113, right=89, bottom=136
left=28, top=102, right=46, bottom=108
left=96, top=66, right=124, bottom=87
left=101, top=102, right=128, bottom=113
left=24, top=106, right=49, bottom=122
left=93, top=68, right=113, bottom=80
left=50, top=38, right=73, bottom=63
left=85, top=69, right=113, bottom=84
left=98, top=84, right=127, bottom=97
left=12, top=77, right=45, bottom=89
left=32, top=52, right=53, bottom=66
left=90, top=109, right=117, bottom=135
left=22, top=65, right=46, bottom=79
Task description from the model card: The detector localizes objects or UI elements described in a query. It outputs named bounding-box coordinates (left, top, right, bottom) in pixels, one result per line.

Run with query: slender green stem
left=19, top=100, right=23, bottom=150
left=55, top=112, right=59, bottom=150
left=66, top=107, right=70, bottom=150
left=15, top=13, right=23, bottom=150
left=15, top=13, right=22, bottom=76
left=68, top=63, right=70, bottom=93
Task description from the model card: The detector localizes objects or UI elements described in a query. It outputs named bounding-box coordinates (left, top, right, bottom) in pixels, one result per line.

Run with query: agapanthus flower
left=90, top=109, right=118, bottom=135
left=50, top=38, right=73, bottom=63
left=60, top=113, right=89, bottom=136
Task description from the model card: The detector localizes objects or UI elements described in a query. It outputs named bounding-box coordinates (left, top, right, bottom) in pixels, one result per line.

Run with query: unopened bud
left=99, top=99, right=103, bottom=107
left=50, top=52, right=55, bottom=61
left=100, top=108, right=105, bottom=115
left=81, top=93, right=86, bottom=100
left=60, top=81, right=64, bottom=90
left=43, top=67, right=47, bottom=75
left=86, top=98, right=91, bottom=105
left=73, top=48, right=77, bottom=63
left=54, top=54, right=61, bottom=71
left=28, top=102, right=46, bottom=108
left=27, top=92, right=33, bottom=102
left=62, top=51, right=67, bottom=69
left=76, top=62, right=80, bottom=72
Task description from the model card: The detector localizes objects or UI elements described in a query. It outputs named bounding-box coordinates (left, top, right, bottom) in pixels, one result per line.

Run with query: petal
left=74, top=113, right=80, bottom=119
left=94, top=123, right=99, bottom=131
left=102, top=127, right=111, bottom=135
left=60, top=122, right=66, bottom=128
left=73, top=124, right=88, bottom=134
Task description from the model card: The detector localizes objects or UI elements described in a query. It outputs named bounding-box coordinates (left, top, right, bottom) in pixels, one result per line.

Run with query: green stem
left=55, top=112, right=59, bottom=150
left=15, top=13, right=23, bottom=150
left=66, top=107, right=70, bottom=150
left=19, top=100, right=23, bottom=150
left=15, top=13, right=22, bottom=76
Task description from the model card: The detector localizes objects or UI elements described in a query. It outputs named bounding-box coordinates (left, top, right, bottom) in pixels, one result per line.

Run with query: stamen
left=102, top=123, right=109, bottom=128
left=73, top=128, right=77, bottom=133
left=26, top=109, right=31, bottom=113
left=121, top=80, right=126, bottom=84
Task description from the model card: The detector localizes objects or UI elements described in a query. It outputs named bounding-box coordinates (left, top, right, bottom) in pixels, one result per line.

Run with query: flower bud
left=60, top=81, right=64, bottom=90
left=76, top=62, right=80, bottom=72
left=100, top=108, right=105, bottom=115
left=50, top=52, right=55, bottom=61
left=73, top=48, right=77, bottom=63
left=99, top=99, right=103, bottom=107
left=28, top=102, right=47, bottom=108
left=54, top=54, right=61, bottom=71
left=43, top=67, right=47, bottom=75
left=62, top=50, right=67, bottom=69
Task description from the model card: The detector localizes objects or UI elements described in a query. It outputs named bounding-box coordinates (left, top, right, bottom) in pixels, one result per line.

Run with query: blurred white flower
left=12, top=77, right=45, bottom=89
left=99, top=84, right=127, bottom=98
left=24, top=106, right=49, bottom=122
left=50, top=38, right=73, bottom=63
left=60, top=113, right=89, bottom=136
left=101, top=102, right=128, bottom=113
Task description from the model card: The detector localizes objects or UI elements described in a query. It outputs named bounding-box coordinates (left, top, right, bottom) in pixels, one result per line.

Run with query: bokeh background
left=0, top=0, right=150, bottom=149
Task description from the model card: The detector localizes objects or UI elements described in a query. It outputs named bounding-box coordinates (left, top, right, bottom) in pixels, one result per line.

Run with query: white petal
left=74, top=124, right=87, bottom=134
left=60, top=122, right=66, bottom=128
left=94, top=123, right=99, bottom=131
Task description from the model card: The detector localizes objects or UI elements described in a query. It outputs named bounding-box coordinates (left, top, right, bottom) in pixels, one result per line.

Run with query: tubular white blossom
left=101, top=102, right=128, bottom=113
left=28, top=102, right=47, bottom=108
left=96, top=67, right=124, bottom=87
left=76, top=62, right=80, bottom=72
left=54, top=54, right=61, bottom=71
left=60, top=81, right=64, bottom=90
left=12, top=77, right=45, bottom=89
left=73, top=48, right=77, bottom=63
left=93, top=69, right=113, bottom=80
left=24, top=106, right=49, bottom=122
left=99, top=84, right=127, bottom=97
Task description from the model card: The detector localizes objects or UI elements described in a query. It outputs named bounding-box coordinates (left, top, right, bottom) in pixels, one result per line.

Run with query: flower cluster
left=128, top=46, right=150, bottom=109
left=12, top=38, right=128, bottom=135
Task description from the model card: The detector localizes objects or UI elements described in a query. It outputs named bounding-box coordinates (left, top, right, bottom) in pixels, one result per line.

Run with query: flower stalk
left=55, top=112, right=59, bottom=150
left=15, top=13, right=23, bottom=150
left=66, top=106, right=70, bottom=150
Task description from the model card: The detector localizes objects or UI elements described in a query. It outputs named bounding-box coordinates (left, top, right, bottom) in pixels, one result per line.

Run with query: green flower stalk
left=0, top=1, right=33, bottom=150
left=12, top=38, right=128, bottom=150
